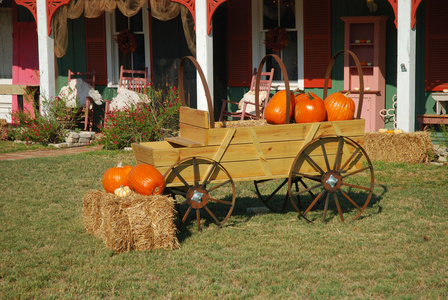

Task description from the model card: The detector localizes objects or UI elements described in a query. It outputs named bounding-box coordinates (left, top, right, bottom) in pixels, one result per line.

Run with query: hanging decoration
left=114, top=29, right=138, bottom=54
left=264, top=27, right=289, bottom=52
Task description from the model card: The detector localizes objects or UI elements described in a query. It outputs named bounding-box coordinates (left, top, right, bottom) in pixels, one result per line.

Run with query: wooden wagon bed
left=133, top=107, right=365, bottom=184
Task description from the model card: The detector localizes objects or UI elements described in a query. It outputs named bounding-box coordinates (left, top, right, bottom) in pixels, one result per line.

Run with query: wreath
left=114, top=29, right=138, bottom=54
left=264, top=27, right=289, bottom=52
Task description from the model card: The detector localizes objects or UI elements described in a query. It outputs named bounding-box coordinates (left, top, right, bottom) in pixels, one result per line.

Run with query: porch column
left=36, top=0, right=56, bottom=115
left=195, top=0, right=213, bottom=113
left=396, top=0, right=416, bottom=132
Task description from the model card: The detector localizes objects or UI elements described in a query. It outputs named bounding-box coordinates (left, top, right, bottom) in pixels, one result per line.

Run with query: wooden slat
left=165, top=136, right=204, bottom=147
left=179, top=107, right=209, bottom=128
left=213, top=128, right=236, bottom=163
left=0, top=85, right=27, bottom=95
left=179, top=123, right=208, bottom=145
left=249, top=128, right=272, bottom=177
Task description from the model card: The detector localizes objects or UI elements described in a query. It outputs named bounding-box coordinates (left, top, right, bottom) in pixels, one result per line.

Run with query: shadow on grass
left=173, top=180, right=389, bottom=241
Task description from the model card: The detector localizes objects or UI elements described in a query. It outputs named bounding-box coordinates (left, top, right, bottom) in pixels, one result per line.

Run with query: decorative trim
left=207, top=0, right=227, bottom=35
left=387, top=0, right=398, bottom=28
left=172, top=0, right=196, bottom=31
left=411, top=0, right=423, bottom=29
left=172, top=0, right=227, bottom=34
left=15, top=0, right=70, bottom=35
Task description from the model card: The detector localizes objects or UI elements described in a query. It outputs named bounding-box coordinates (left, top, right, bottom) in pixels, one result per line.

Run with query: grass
left=0, top=151, right=447, bottom=299
left=0, top=140, right=50, bottom=154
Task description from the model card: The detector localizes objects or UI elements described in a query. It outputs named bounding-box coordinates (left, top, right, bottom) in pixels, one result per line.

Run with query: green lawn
left=0, top=151, right=447, bottom=299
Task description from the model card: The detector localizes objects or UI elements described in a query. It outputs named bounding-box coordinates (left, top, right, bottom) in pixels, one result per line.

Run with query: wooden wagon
left=132, top=53, right=375, bottom=230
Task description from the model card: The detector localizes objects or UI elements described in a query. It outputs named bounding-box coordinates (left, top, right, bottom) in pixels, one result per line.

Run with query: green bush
left=100, top=85, right=181, bottom=150
left=8, top=91, right=82, bottom=145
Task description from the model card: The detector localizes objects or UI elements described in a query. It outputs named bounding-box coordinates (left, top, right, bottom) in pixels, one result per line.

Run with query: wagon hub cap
left=186, top=186, right=209, bottom=209
left=322, top=171, right=342, bottom=192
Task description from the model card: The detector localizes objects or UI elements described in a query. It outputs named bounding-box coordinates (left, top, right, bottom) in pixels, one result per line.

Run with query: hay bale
left=364, top=131, right=434, bottom=163
left=217, top=119, right=269, bottom=128
left=82, top=190, right=179, bottom=252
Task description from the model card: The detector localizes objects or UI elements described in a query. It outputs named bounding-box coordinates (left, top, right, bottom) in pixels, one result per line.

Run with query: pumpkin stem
left=293, top=88, right=304, bottom=95
left=117, top=156, right=123, bottom=168
left=307, top=92, right=315, bottom=101
left=344, top=91, right=350, bottom=97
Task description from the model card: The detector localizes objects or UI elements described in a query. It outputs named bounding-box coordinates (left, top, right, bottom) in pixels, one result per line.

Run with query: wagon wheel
left=253, top=178, right=304, bottom=213
left=164, top=157, right=236, bottom=231
left=288, top=136, right=374, bottom=223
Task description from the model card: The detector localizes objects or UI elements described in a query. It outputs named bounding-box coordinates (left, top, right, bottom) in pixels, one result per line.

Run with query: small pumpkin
left=324, top=92, right=356, bottom=121
left=128, top=164, right=165, bottom=195
left=264, top=90, right=295, bottom=124
left=114, top=186, right=132, bottom=198
left=294, top=92, right=327, bottom=123
left=102, top=157, right=133, bottom=193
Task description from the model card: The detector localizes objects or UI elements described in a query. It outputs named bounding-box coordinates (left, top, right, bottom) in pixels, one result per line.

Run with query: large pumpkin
left=294, top=92, right=327, bottom=123
left=264, top=90, right=295, bottom=124
left=128, top=164, right=165, bottom=195
left=102, top=158, right=133, bottom=193
left=324, top=92, right=356, bottom=121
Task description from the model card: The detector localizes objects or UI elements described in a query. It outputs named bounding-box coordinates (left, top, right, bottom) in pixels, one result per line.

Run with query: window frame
left=251, top=0, right=304, bottom=90
left=105, top=3, right=151, bottom=87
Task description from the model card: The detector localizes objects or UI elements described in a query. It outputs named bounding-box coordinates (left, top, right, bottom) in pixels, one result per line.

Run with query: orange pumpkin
left=128, top=164, right=165, bottom=195
left=264, top=90, right=295, bottom=124
left=294, top=92, right=327, bottom=123
left=324, top=92, right=356, bottom=121
left=102, top=158, right=133, bottom=193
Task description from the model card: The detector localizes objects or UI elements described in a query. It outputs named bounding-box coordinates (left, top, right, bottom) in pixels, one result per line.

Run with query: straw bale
left=217, top=119, right=269, bottom=128
left=364, top=131, right=434, bottom=163
left=82, top=190, right=179, bottom=252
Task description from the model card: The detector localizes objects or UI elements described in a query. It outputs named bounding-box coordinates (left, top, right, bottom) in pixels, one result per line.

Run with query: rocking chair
left=219, top=68, right=274, bottom=121
left=67, top=69, right=96, bottom=131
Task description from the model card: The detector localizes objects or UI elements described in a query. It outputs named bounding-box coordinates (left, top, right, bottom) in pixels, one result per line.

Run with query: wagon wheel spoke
left=201, top=161, right=218, bottom=188
left=303, top=191, right=326, bottom=215
left=302, top=151, right=325, bottom=174
left=338, top=145, right=362, bottom=174
left=207, top=179, right=232, bottom=193
left=196, top=209, right=201, bottom=231
left=333, top=136, right=345, bottom=170
left=290, top=182, right=323, bottom=198
left=339, top=189, right=362, bottom=211
left=193, top=157, right=199, bottom=187
left=254, top=178, right=290, bottom=213
left=181, top=206, right=193, bottom=224
left=291, top=171, right=322, bottom=182
left=333, top=193, right=344, bottom=222
left=208, top=197, right=234, bottom=206
left=322, top=192, right=331, bottom=223
left=164, top=156, right=236, bottom=231
left=170, top=167, right=191, bottom=190
left=204, top=205, right=222, bottom=226
left=320, top=138, right=331, bottom=171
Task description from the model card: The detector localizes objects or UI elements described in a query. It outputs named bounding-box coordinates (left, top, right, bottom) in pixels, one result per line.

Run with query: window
left=252, top=0, right=330, bottom=89
left=105, top=4, right=150, bottom=86
left=0, top=7, right=13, bottom=79
left=253, top=0, right=303, bottom=88
left=263, top=0, right=298, bottom=82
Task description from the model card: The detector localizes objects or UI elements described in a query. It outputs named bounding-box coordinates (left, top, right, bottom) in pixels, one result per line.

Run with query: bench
left=417, top=114, right=448, bottom=130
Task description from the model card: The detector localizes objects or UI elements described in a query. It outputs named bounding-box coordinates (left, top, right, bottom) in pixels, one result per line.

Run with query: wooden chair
left=118, top=66, right=148, bottom=92
left=219, top=68, right=274, bottom=121
left=67, top=69, right=96, bottom=131
left=104, top=66, right=149, bottom=126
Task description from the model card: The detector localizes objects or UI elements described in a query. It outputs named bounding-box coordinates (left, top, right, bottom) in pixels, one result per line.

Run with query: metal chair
left=219, top=68, right=274, bottom=121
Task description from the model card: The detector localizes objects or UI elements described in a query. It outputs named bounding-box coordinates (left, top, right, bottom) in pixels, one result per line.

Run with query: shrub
left=100, top=85, right=181, bottom=150
left=8, top=89, right=83, bottom=145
